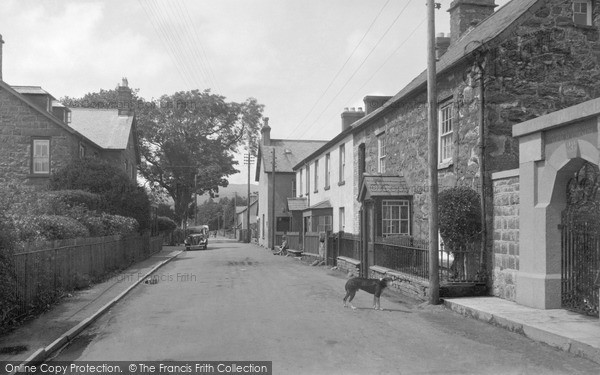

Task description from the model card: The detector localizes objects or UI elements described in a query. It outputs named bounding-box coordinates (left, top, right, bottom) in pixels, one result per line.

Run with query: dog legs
left=373, top=296, right=383, bottom=310
left=343, top=290, right=357, bottom=310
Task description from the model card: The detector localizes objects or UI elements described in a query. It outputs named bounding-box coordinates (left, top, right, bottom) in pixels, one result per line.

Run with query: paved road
left=50, top=239, right=599, bottom=374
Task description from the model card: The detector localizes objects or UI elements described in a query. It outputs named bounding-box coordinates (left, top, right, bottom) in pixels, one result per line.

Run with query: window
left=573, top=1, right=592, bottom=26
left=317, top=215, right=332, bottom=232
left=339, top=207, right=345, bottom=231
left=325, top=153, right=331, bottom=188
left=382, top=200, right=410, bottom=236
left=339, top=144, right=346, bottom=183
left=377, top=133, right=386, bottom=173
left=79, top=144, right=86, bottom=158
left=314, top=159, right=319, bottom=192
left=306, top=165, right=310, bottom=195
left=32, top=139, right=50, bottom=174
left=299, top=169, right=303, bottom=196
left=439, top=102, right=454, bottom=164
left=292, top=178, right=297, bottom=197
left=276, top=217, right=291, bottom=232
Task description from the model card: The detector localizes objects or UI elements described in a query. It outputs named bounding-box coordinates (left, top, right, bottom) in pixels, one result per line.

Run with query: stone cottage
left=0, top=35, right=140, bottom=186
left=347, top=0, right=600, bottom=302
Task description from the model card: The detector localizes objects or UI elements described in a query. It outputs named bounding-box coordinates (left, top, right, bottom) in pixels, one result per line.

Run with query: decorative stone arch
left=513, top=98, right=600, bottom=309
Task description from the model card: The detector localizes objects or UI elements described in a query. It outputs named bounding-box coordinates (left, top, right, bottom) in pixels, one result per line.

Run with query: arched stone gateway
left=513, top=98, right=600, bottom=312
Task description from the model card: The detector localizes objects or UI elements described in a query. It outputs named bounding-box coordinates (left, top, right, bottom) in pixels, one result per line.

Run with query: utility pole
left=270, top=149, right=276, bottom=250
left=427, top=0, right=440, bottom=305
left=194, top=174, right=198, bottom=226
left=244, top=149, right=255, bottom=243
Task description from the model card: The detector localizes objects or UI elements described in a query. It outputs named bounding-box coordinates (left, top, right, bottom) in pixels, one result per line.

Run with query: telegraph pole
left=270, top=149, right=276, bottom=250
left=427, top=0, right=440, bottom=305
left=244, top=149, right=255, bottom=243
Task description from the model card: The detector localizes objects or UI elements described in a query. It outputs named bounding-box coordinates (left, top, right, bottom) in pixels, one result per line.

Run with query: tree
left=137, top=90, right=264, bottom=227
left=62, top=87, right=264, bottom=228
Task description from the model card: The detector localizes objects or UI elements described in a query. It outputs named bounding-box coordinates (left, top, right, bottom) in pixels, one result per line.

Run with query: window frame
left=32, top=138, right=51, bottom=175
left=573, top=0, right=593, bottom=26
left=313, top=159, right=319, bottom=193
left=439, top=102, right=454, bottom=165
left=325, top=153, right=331, bottom=189
left=339, top=144, right=346, bottom=184
left=381, top=199, right=411, bottom=237
left=377, top=133, right=386, bottom=174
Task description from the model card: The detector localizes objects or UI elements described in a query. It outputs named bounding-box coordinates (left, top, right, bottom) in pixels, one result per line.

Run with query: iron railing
left=11, top=234, right=162, bottom=316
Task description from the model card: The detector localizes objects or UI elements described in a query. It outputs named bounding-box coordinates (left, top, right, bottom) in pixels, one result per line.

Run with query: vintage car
left=184, top=226, right=209, bottom=250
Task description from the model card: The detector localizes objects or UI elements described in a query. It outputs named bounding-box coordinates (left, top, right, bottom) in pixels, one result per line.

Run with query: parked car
left=184, top=229, right=209, bottom=251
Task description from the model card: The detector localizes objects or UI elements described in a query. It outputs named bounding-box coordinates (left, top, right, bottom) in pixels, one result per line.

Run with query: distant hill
left=197, top=183, right=258, bottom=203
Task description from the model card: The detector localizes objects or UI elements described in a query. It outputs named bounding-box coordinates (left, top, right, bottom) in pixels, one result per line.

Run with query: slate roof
left=12, top=86, right=55, bottom=98
left=258, top=139, right=328, bottom=174
left=69, top=108, right=134, bottom=149
left=287, top=197, right=308, bottom=211
left=350, top=0, right=540, bottom=131
left=358, top=175, right=410, bottom=201
left=308, top=200, right=332, bottom=210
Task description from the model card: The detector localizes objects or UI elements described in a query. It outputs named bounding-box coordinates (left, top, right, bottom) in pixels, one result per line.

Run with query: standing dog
left=343, top=277, right=393, bottom=310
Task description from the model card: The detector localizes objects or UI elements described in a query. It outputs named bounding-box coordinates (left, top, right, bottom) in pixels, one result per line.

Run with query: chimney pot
left=448, top=0, right=497, bottom=44
left=261, top=117, right=271, bottom=146
left=117, top=77, right=133, bottom=116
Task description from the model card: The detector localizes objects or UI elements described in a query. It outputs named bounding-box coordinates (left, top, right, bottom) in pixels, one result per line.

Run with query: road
left=49, top=239, right=599, bottom=375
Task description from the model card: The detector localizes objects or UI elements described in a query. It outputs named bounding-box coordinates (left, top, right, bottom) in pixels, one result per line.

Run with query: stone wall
left=491, top=169, right=519, bottom=302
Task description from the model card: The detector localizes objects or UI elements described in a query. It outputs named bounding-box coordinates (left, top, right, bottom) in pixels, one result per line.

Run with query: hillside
left=197, top=183, right=258, bottom=203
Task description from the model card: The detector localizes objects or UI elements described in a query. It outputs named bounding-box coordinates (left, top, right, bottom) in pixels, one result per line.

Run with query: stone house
left=0, top=35, right=140, bottom=186
left=254, top=118, right=327, bottom=249
left=347, top=0, right=600, bottom=302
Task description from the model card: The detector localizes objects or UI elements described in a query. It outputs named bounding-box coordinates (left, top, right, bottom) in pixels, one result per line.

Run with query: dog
left=343, top=277, right=393, bottom=310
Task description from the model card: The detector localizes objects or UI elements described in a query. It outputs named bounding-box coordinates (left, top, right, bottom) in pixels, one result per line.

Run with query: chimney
left=341, top=107, right=365, bottom=132
left=435, top=33, right=451, bottom=60
left=261, top=117, right=271, bottom=146
left=363, top=95, right=392, bottom=115
left=448, top=0, right=497, bottom=44
left=0, top=34, right=4, bottom=81
left=117, top=77, right=133, bottom=116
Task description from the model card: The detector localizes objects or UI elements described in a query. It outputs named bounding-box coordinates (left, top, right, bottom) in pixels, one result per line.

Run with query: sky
left=0, top=0, right=510, bottom=185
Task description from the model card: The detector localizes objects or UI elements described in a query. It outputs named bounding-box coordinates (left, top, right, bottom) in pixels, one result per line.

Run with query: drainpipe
left=476, top=55, right=487, bottom=281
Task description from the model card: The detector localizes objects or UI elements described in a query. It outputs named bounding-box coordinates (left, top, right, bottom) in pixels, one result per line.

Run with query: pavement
left=444, top=297, right=600, bottom=365
left=0, top=246, right=184, bottom=374
left=1, top=241, right=599, bottom=371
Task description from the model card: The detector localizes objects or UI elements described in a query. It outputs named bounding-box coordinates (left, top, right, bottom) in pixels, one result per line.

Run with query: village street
left=46, top=239, right=599, bottom=375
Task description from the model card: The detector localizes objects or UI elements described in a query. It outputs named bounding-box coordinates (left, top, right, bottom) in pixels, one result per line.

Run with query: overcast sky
left=1, top=0, right=509, bottom=185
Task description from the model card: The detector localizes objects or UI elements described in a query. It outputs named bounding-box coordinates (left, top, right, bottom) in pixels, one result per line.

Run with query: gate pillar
left=514, top=101, right=600, bottom=310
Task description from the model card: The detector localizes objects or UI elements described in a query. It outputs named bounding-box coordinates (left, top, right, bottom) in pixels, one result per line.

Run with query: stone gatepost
left=513, top=98, right=600, bottom=309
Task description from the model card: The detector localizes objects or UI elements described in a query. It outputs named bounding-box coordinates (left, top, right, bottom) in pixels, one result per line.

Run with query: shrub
left=438, top=186, right=481, bottom=250
left=49, top=158, right=151, bottom=232
left=49, top=190, right=103, bottom=212
left=33, top=215, right=90, bottom=240
left=157, top=216, right=177, bottom=232
left=100, top=213, right=139, bottom=236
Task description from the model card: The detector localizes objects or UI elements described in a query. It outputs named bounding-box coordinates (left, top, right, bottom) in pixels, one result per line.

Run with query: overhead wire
left=296, top=0, right=415, bottom=139
left=287, top=0, right=393, bottom=139
left=138, top=0, right=192, bottom=90
left=322, top=16, right=427, bottom=126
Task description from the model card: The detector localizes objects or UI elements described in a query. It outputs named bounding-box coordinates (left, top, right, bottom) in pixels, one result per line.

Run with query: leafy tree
left=138, top=90, right=264, bottom=227
left=62, top=88, right=264, bottom=228
left=49, top=158, right=151, bottom=231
